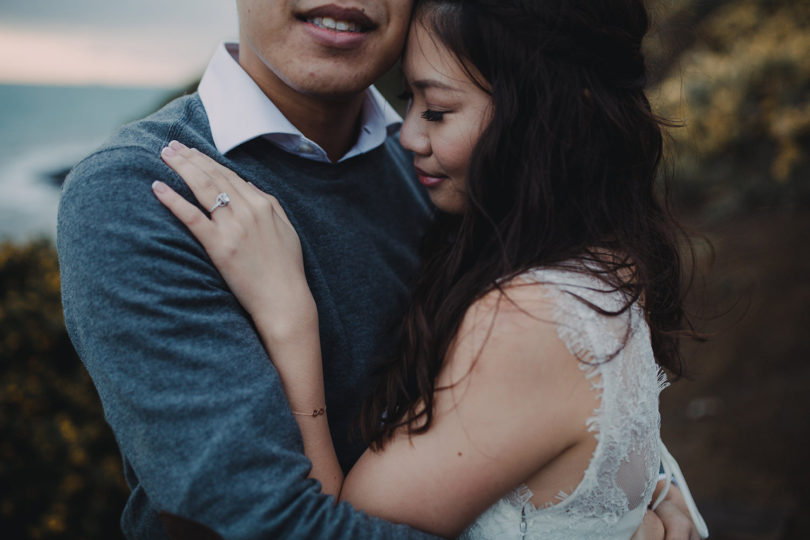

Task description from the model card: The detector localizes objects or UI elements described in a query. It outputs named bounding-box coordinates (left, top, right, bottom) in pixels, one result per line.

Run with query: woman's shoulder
left=510, top=263, right=644, bottom=362
left=440, top=272, right=601, bottom=440
left=427, top=274, right=601, bottom=495
left=445, top=259, right=648, bottom=392
left=453, top=272, right=579, bottom=370
left=515, top=262, right=632, bottom=309
left=456, top=263, right=632, bottom=356
left=452, top=265, right=664, bottom=537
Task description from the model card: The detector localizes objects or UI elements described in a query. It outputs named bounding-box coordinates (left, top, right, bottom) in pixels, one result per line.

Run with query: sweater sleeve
left=57, top=146, right=437, bottom=540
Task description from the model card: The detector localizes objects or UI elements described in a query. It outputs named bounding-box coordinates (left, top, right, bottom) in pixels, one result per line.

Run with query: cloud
left=0, top=1, right=237, bottom=87
left=0, top=0, right=236, bottom=30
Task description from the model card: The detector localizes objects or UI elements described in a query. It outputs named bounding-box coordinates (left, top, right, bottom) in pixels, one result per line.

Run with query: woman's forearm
left=253, top=310, right=345, bottom=498
left=153, top=144, right=345, bottom=498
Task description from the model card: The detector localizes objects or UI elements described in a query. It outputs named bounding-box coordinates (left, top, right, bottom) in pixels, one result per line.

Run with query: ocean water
left=0, top=83, right=176, bottom=241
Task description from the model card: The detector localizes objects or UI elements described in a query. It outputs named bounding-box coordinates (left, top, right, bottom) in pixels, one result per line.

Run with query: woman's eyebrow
left=411, top=78, right=457, bottom=91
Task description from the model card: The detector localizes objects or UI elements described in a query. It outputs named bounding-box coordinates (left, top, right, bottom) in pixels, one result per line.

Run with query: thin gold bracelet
left=291, top=407, right=326, bottom=418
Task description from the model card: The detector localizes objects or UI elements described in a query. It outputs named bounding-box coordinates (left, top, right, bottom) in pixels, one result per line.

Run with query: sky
left=0, top=0, right=238, bottom=87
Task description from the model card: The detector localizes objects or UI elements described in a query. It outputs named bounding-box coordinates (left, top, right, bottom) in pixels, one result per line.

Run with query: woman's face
left=399, top=20, right=492, bottom=214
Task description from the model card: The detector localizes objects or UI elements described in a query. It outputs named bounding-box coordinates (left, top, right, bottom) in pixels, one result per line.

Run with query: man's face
left=236, top=0, right=413, bottom=100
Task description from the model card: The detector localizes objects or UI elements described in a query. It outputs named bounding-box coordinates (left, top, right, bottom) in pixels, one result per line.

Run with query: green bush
left=0, top=240, right=127, bottom=539
left=650, top=0, right=810, bottom=217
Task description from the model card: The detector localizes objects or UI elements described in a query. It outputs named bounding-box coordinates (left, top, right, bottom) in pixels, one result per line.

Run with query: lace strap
left=524, top=269, right=634, bottom=365
left=652, top=441, right=710, bottom=539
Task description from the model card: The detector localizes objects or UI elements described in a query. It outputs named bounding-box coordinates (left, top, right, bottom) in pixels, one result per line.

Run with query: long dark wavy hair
left=359, top=0, right=695, bottom=449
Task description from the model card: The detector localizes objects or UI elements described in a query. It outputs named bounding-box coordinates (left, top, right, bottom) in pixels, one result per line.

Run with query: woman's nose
left=399, top=112, right=430, bottom=156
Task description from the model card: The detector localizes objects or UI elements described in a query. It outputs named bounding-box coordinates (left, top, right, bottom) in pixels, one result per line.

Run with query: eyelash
left=420, top=110, right=445, bottom=122
left=397, top=90, right=446, bottom=122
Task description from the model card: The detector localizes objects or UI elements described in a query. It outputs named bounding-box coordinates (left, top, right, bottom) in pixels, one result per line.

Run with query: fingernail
left=152, top=180, right=168, bottom=194
left=161, top=146, right=176, bottom=157
left=169, top=140, right=185, bottom=150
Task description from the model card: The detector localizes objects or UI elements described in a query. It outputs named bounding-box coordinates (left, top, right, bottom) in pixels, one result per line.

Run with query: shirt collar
left=198, top=42, right=402, bottom=163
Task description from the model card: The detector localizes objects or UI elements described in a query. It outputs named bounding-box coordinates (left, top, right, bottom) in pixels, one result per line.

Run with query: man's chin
left=289, top=68, right=384, bottom=101
left=291, top=44, right=398, bottom=96
left=298, top=83, right=374, bottom=103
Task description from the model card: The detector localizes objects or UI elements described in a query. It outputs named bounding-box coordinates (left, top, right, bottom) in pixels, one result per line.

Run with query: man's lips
left=297, top=4, right=377, bottom=32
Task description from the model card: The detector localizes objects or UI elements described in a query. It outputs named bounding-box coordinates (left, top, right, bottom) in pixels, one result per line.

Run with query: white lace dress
left=459, top=266, right=670, bottom=540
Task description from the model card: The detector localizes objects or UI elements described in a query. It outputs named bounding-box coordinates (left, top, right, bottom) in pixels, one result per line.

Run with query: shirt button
left=297, top=141, right=315, bottom=154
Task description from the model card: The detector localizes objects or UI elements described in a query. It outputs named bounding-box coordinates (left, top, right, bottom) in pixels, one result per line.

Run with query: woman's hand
left=153, top=140, right=317, bottom=345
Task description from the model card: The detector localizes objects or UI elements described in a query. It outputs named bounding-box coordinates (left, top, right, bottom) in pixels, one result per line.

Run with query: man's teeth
left=308, top=17, right=363, bottom=33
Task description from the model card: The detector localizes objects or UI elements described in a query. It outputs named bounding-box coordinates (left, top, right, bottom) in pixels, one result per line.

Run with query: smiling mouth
left=297, top=5, right=376, bottom=33
left=414, top=166, right=447, bottom=179
left=414, top=166, right=449, bottom=187
left=307, top=16, right=363, bottom=32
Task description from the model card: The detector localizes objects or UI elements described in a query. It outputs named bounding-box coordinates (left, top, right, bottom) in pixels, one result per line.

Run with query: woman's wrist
left=253, top=303, right=326, bottom=411
left=251, top=288, right=319, bottom=346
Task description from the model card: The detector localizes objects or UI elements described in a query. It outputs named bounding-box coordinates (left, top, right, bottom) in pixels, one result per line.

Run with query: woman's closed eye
left=421, top=109, right=446, bottom=122
left=397, top=87, right=448, bottom=122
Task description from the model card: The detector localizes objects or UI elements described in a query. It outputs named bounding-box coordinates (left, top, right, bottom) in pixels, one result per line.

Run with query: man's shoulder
left=109, top=92, right=211, bottom=154
left=58, top=92, right=217, bottom=240
left=63, top=92, right=212, bottom=195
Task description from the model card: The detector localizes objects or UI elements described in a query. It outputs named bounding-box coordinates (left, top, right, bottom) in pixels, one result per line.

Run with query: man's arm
left=57, top=146, right=437, bottom=539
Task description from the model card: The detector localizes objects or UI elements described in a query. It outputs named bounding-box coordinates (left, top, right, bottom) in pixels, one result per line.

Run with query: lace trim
left=656, top=364, right=671, bottom=395
left=460, top=267, right=666, bottom=539
left=506, top=483, right=534, bottom=508
left=507, top=268, right=662, bottom=519
left=536, top=281, right=608, bottom=511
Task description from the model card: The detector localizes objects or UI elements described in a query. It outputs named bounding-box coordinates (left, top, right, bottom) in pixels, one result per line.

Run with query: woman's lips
left=414, top=166, right=448, bottom=187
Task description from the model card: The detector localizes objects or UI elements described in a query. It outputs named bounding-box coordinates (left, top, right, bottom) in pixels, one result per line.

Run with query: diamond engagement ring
left=209, top=192, right=231, bottom=214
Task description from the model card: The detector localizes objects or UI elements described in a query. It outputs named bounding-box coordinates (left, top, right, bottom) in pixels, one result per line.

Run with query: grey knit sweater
left=58, top=93, right=436, bottom=539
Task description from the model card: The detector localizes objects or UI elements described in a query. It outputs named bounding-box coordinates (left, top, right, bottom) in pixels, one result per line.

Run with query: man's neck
left=240, top=56, right=365, bottom=163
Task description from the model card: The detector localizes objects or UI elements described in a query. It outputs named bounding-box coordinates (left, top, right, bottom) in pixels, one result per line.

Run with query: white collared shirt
left=198, top=43, right=403, bottom=163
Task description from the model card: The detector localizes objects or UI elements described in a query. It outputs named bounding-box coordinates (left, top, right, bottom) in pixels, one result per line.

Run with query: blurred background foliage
left=0, top=241, right=127, bottom=538
left=1, top=0, right=808, bottom=538
left=649, top=0, right=810, bottom=219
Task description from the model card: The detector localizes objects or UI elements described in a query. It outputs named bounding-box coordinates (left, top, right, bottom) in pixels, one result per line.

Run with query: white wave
left=0, top=139, right=101, bottom=242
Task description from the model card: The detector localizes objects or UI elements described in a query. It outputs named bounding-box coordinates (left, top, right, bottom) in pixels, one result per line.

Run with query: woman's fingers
left=652, top=483, right=701, bottom=540
left=159, top=142, right=297, bottom=257
left=161, top=141, right=268, bottom=217
left=161, top=141, right=239, bottom=214
left=655, top=501, right=700, bottom=540
left=154, top=149, right=309, bottom=326
left=247, top=181, right=293, bottom=227
left=631, top=510, right=665, bottom=540
left=157, top=142, right=295, bottom=244
left=151, top=180, right=217, bottom=242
